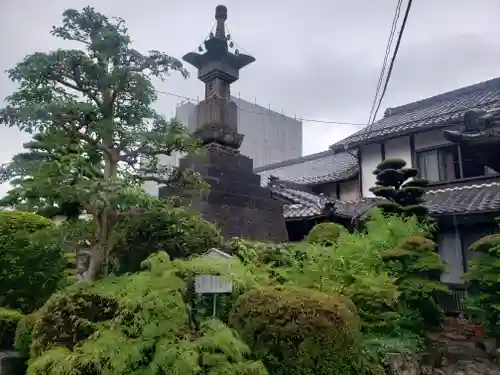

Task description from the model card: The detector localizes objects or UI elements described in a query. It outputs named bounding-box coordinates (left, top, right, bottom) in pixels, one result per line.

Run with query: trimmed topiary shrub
left=113, top=208, right=224, bottom=273
left=370, top=158, right=429, bottom=219
left=0, top=211, right=66, bottom=312
left=229, top=285, right=376, bottom=375
left=465, top=233, right=500, bottom=346
left=0, top=307, right=24, bottom=349
left=306, top=222, right=348, bottom=246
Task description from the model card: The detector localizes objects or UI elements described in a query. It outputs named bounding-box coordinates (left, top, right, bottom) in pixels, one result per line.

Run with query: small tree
left=0, top=7, right=203, bottom=281
left=370, top=158, right=429, bottom=219
left=464, top=234, right=500, bottom=347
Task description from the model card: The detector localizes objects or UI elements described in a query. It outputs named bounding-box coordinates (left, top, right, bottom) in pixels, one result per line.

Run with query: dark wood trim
left=335, top=183, right=341, bottom=199
left=457, top=144, right=464, bottom=178
left=357, top=146, right=363, bottom=196
left=459, top=228, right=468, bottom=274
left=380, top=142, right=386, bottom=161
left=425, top=173, right=500, bottom=188
left=409, top=134, right=416, bottom=167
left=414, top=143, right=456, bottom=153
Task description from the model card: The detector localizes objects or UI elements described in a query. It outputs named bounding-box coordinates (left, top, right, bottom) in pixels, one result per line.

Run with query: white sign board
left=195, top=275, right=233, bottom=294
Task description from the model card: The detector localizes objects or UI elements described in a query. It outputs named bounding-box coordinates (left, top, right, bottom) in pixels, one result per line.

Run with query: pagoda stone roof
left=330, top=77, right=500, bottom=152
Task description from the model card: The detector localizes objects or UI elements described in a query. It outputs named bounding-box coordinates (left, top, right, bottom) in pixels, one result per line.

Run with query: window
left=460, top=145, right=495, bottom=178
left=416, top=145, right=460, bottom=182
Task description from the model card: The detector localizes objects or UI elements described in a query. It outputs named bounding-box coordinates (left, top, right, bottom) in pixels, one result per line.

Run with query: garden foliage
left=306, top=222, right=347, bottom=246
left=0, top=211, right=66, bottom=313
left=27, top=253, right=267, bottom=375
left=229, top=285, right=381, bottom=375
left=464, top=233, right=500, bottom=343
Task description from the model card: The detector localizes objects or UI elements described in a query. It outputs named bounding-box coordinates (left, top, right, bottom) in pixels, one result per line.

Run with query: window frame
left=416, top=144, right=461, bottom=183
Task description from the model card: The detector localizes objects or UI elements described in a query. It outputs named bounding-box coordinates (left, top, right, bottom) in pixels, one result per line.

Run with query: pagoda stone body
left=169, top=5, right=288, bottom=242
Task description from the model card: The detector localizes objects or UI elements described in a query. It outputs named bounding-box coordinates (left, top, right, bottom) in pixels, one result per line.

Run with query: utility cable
left=156, top=90, right=366, bottom=126
left=367, top=0, right=403, bottom=125
left=367, top=0, right=413, bottom=133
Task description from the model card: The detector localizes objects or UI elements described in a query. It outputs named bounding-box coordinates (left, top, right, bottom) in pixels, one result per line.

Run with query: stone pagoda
left=173, top=5, right=288, bottom=242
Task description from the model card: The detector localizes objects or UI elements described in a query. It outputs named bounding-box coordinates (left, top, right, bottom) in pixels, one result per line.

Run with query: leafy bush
left=285, top=210, right=434, bottom=337
left=113, top=208, right=224, bottom=273
left=227, top=237, right=308, bottom=268
left=14, top=313, right=38, bottom=357
left=0, top=307, right=24, bottom=349
left=0, top=211, right=66, bottom=312
left=230, top=285, right=378, bottom=375
left=465, top=234, right=500, bottom=343
left=306, top=222, right=347, bottom=246
left=381, top=236, right=447, bottom=332
left=28, top=253, right=267, bottom=375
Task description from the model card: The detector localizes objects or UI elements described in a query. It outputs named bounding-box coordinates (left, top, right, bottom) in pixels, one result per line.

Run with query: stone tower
left=173, top=5, right=288, bottom=242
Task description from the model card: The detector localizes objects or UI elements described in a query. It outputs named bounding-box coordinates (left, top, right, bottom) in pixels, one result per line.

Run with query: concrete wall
left=143, top=97, right=303, bottom=197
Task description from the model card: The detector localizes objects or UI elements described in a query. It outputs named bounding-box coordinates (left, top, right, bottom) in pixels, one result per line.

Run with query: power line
left=367, top=0, right=413, bottom=132
left=367, top=0, right=403, bottom=125
left=156, top=90, right=366, bottom=126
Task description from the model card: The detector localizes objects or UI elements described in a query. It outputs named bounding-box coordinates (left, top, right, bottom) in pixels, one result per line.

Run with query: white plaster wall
left=360, top=143, right=382, bottom=197
left=385, top=136, right=412, bottom=166
left=413, top=126, right=459, bottom=150
left=339, top=179, right=359, bottom=201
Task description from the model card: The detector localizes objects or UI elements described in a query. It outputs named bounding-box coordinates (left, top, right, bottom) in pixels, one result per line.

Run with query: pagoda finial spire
left=214, top=5, right=227, bottom=40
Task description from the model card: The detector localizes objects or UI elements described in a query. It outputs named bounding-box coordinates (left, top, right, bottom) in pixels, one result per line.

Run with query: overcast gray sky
left=1, top=0, right=500, bottom=195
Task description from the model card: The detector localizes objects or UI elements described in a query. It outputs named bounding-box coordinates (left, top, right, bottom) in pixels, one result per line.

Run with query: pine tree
left=370, top=158, right=429, bottom=219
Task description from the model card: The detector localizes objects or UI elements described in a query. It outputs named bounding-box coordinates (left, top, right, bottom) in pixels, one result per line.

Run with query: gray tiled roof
left=254, top=150, right=358, bottom=186
left=425, top=182, right=500, bottom=215
left=330, top=77, right=500, bottom=151
left=274, top=181, right=500, bottom=220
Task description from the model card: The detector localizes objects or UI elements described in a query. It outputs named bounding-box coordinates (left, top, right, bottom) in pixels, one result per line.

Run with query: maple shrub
left=27, top=253, right=268, bottom=375
left=464, top=233, right=500, bottom=346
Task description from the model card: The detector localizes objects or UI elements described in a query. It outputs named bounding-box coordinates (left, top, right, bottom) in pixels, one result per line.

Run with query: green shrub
left=227, top=237, right=308, bottom=268
left=381, top=235, right=447, bottom=332
left=229, top=285, right=376, bottom=375
left=465, top=234, right=500, bottom=342
left=113, top=208, right=224, bottom=273
left=14, top=313, right=38, bottom=357
left=0, top=307, right=24, bottom=349
left=28, top=253, right=267, bottom=375
left=306, top=222, right=347, bottom=246
left=0, top=211, right=66, bottom=312
left=285, top=210, right=435, bottom=337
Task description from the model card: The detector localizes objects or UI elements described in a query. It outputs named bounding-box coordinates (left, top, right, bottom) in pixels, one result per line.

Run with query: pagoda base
left=160, top=143, right=288, bottom=243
